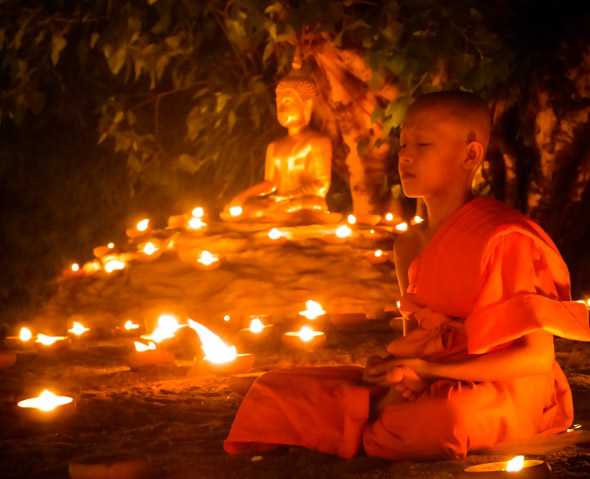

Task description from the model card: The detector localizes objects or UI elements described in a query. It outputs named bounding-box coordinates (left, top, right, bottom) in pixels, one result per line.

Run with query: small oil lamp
left=264, top=227, right=288, bottom=245
left=347, top=214, right=357, bottom=225
left=187, top=217, right=207, bottom=231
left=238, top=317, right=273, bottom=344
left=62, top=262, right=86, bottom=278
left=126, top=218, right=150, bottom=238
left=17, top=390, right=76, bottom=423
left=230, top=206, right=242, bottom=217
left=192, top=206, right=204, bottom=218
left=35, top=334, right=70, bottom=351
left=93, top=242, right=115, bottom=258
left=82, top=260, right=103, bottom=274
left=458, top=455, right=552, bottom=479
left=2, top=326, right=33, bottom=349
left=298, top=300, right=326, bottom=321
left=195, top=250, right=220, bottom=270
left=365, top=249, right=390, bottom=264
left=411, top=215, right=424, bottom=224
left=384, top=213, right=394, bottom=222
left=324, top=225, right=352, bottom=244
left=282, top=326, right=326, bottom=349
left=189, top=319, right=254, bottom=375
left=395, top=222, right=408, bottom=232
left=103, top=255, right=127, bottom=274
left=141, top=314, right=181, bottom=343
left=68, top=321, right=90, bottom=338
left=127, top=341, right=175, bottom=371
left=137, top=240, right=162, bottom=260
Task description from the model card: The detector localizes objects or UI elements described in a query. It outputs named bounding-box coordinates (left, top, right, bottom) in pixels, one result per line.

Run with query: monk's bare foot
left=388, top=366, right=428, bottom=401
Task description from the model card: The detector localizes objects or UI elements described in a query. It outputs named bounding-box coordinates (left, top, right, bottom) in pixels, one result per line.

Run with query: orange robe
left=224, top=197, right=590, bottom=460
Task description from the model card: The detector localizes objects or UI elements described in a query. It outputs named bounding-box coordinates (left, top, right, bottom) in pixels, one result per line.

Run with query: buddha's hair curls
left=276, top=68, right=318, bottom=100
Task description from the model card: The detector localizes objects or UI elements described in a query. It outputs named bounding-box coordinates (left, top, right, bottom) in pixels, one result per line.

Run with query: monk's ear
left=463, top=141, right=485, bottom=170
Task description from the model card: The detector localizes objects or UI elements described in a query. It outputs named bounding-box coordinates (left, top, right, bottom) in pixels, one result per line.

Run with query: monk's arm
left=390, top=329, right=555, bottom=383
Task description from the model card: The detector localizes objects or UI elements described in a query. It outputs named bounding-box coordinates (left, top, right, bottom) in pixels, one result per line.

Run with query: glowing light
left=124, top=320, right=139, bottom=330
left=197, top=251, right=219, bottom=266
left=82, top=260, right=102, bottom=273
left=192, top=207, right=204, bottom=218
left=36, top=334, right=67, bottom=346
left=370, top=229, right=375, bottom=234
left=20, top=327, right=32, bottom=342
left=223, top=315, right=230, bottom=322
left=385, top=213, right=394, bottom=221
left=249, top=318, right=265, bottom=333
left=107, top=242, right=115, bottom=248
left=347, top=214, right=357, bottom=225
left=286, top=326, right=323, bottom=342
left=188, top=217, right=207, bottom=229
left=18, top=390, right=73, bottom=412
left=374, top=249, right=383, bottom=257
left=335, top=225, right=352, bottom=239
left=188, top=319, right=237, bottom=364
left=134, top=341, right=156, bottom=352
left=413, top=215, right=424, bottom=224
left=230, top=206, right=242, bottom=217
left=396, top=300, right=401, bottom=308
left=141, top=242, right=158, bottom=255
left=104, top=258, right=126, bottom=273
left=395, top=222, right=408, bottom=232
left=268, top=228, right=282, bottom=240
left=68, top=322, right=89, bottom=336
left=71, top=263, right=80, bottom=272
left=505, top=456, right=524, bottom=472
left=567, top=424, right=582, bottom=432
left=299, top=300, right=326, bottom=320
left=136, top=219, right=149, bottom=232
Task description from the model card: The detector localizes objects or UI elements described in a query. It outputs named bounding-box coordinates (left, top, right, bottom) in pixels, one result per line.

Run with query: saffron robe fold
left=224, top=197, right=590, bottom=460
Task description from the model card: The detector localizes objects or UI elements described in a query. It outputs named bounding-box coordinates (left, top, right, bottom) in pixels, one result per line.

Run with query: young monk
left=224, top=91, right=590, bottom=460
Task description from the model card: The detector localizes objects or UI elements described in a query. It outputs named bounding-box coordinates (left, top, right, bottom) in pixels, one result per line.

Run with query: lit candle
left=103, top=256, right=126, bottom=273
left=137, top=240, right=162, bottom=260
left=195, top=250, right=220, bottom=270
left=126, top=218, right=150, bottom=238
left=365, top=249, right=390, bottom=264
left=68, top=321, right=90, bottom=338
left=347, top=214, right=357, bottom=225
left=282, top=326, right=326, bottom=349
left=395, top=222, right=408, bottom=232
left=187, top=217, right=207, bottom=230
left=2, top=327, right=33, bottom=349
left=230, top=206, right=242, bottom=217
left=141, top=314, right=181, bottom=343
left=298, top=300, right=326, bottom=320
left=127, top=341, right=175, bottom=371
left=323, top=225, right=353, bottom=244
left=82, top=259, right=103, bottom=274
left=265, top=227, right=288, bottom=244
left=189, top=319, right=254, bottom=375
left=192, top=207, right=204, bottom=218
left=412, top=215, right=424, bottom=224
left=238, top=317, right=274, bottom=344
left=93, top=242, right=115, bottom=258
left=35, top=334, right=70, bottom=351
left=384, top=213, right=394, bottom=222
left=458, top=455, right=552, bottom=479
left=17, top=390, right=76, bottom=423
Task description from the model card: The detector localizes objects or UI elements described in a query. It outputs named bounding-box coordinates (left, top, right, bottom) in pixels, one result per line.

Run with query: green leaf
left=51, top=33, right=67, bottom=66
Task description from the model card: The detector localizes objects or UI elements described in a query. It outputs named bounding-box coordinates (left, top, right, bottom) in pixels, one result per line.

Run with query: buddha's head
left=276, top=68, right=317, bottom=129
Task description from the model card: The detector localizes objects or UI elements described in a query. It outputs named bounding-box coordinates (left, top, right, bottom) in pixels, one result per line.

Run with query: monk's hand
left=362, top=355, right=389, bottom=385
left=387, top=365, right=429, bottom=402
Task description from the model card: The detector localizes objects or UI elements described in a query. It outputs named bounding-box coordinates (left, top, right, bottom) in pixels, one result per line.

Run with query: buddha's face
left=276, top=89, right=312, bottom=128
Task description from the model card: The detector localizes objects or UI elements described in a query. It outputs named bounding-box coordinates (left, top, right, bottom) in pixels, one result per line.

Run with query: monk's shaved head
left=406, top=91, right=492, bottom=149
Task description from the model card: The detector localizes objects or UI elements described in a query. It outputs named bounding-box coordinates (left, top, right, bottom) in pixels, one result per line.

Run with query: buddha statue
left=221, top=66, right=339, bottom=223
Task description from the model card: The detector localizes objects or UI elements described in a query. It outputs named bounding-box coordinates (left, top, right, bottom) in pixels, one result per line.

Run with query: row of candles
left=65, top=206, right=422, bottom=278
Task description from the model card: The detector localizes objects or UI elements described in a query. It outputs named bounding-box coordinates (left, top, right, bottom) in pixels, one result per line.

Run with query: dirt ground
left=1, top=325, right=590, bottom=479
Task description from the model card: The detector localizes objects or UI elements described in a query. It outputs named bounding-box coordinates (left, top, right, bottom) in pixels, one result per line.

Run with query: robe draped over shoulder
left=224, top=196, right=590, bottom=460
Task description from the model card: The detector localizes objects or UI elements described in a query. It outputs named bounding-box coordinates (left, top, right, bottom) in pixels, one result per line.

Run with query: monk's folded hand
left=387, top=365, right=429, bottom=402
left=362, top=355, right=388, bottom=384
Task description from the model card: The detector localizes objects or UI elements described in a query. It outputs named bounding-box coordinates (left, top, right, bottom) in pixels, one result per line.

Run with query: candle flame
left=141, top=242, right=158, bottom=255
left=385, top=213, right=394, bottom=221
left=18, top=390, right=73, bottom=411
left=68, top=322, right=89, bottom=336
left=249, top=318, right=265, bottom=333
left=197, top=250, right=219, bottom=266
left=192, top=207, right=204, bottom=218
left=136, top=219, right=149, bottom=232
left=134, top=341, right=156, bottom=352
left=370, top=229, right=375, bottom=234
left=335, top=225, right=352, bottom=239
left=287, top=326, right=323, bottom=342
left=505, top=456, right=524, bottom=472
left=71, top=263, right=80, bottom=272
left=20, top=327, right=32, bottom=341
left=223, top=315, right=230, bottom=322
left=396, top=300, right=401, bottom=308
left=107, top=242, right=115, bottom=248
left=104, top=258, right=126, bottom=273
left=347, top=214, right=357, bottom=225
left=395, top=222, right=408, bottom=232
left=413, top=215, right=424, bottom=224
left=188, top=217, right=207, bottom=230
left=124, top=320, right=139, bottom=330
left=268, top=228, right=282, bottom=240
left=230, top=206, right=242, bottom=216
left=374, top=249, right=383, bottom=257
left=36, top=334, right=66, bottom=346
left=299, top=300, right=326, bottom=320
left=143, top=314, right=180, bottom=343
left=83, top=260, right=102, bottom=273
left=188, top=319, right=237, bottom=364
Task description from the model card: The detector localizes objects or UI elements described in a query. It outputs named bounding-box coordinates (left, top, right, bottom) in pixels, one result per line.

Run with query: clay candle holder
left=189, top=319, right=255, bottom=375
left=458, top=456, right=552, bottom=479
left=126, top=218, right=150, bottom=238
left=69, top=452, right=151, bottom=479
left=127, top=341, right=175, bottom=372
left=35, top=334, right=70, bottom=352
left=17, top=390, right=76, bottom=423
left=238, top=317, right=274, bottom=344
left=282, top=326, right=326, bottom=349
left=2, top=327, right=34, bottom=349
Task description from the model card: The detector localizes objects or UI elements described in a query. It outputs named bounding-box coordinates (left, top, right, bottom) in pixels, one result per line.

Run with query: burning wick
left=142, top=242, right=158, bottom=255
left=223, top=315, right=231, bottom=322
left=335, top=225, right=352, bottom=239
left=229, top=206, right=243, bottom=217
left=142, top=314, right=180, bottom=343
left=283, top=326, right=326, bottom=349
left=124, top=320, right=139, bottom=330
left=412, top=215, right=424, bottom=224
left=461, top=455, right=551, bottom=477
left=375, top=250, right=383, bottom=257
left=104, top=258, right=126, bottom=273
left=36, top=334, right=67, bottom=346
left=20, top=327, right=32, bottom=342
left=268, top=228, right=282, bottom=240
left=505, top=456, right=524, bottom=472
left=68, top=322, right=89, bottom=336
left=192, top=207, right=204, bottom=218
left=18, top=390, right=73, bottom=412
left=188, top=217, right=207, bottom=229
left=347, top=214, right=357, bottom=225
left=299, top=300, right=326, bottom=320
left=137, top=219, right=149, bottom=232
left=384, top=213, right=394, bottom=222
left=249, top=318, right=265, bottom=333
left=395, top=222, right=408, bottom=232
left=197, top=251, right=220, bottom=268
left=71, top=263, right=80, bottom=272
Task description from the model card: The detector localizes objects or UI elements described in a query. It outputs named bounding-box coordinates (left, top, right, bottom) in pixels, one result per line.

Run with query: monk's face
left=399, top=105, right=471, bottom=199
left=276, top=90, right=311, bottom=128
